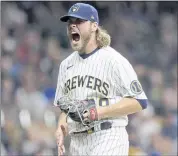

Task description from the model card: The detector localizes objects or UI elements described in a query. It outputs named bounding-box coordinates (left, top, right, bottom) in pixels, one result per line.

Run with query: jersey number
left=89, top=98, right=109, bottom=107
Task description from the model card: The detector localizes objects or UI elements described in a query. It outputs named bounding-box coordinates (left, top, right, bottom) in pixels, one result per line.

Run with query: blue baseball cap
left=60, top=3, right=99, bottom=24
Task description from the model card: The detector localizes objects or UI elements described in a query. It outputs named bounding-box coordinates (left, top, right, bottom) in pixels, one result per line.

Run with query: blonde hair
left=96, top=26, right=111, bottom=48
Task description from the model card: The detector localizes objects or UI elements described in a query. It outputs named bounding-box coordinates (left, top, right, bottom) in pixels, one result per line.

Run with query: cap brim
left=60, top=14, right=88, bottom=22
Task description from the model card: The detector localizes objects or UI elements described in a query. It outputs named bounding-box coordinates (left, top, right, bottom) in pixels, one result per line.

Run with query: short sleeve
left=113, top=57, right=147, bottom=100
left=53, top=63, right=66, bottom=106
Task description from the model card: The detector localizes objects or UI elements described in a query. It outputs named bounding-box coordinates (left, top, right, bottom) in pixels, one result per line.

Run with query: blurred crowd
left=1, top=1, right=177, bottom=156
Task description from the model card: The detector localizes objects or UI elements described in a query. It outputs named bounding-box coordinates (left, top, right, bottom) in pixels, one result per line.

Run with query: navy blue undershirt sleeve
left=136, top=99, right=148, bottom=109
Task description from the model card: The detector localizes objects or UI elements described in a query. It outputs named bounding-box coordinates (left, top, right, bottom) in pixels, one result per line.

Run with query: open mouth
left=71, top=32, right=80, bottom=42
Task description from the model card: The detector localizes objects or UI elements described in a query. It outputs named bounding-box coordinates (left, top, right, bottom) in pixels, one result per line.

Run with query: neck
left=85, top=41, right=98, bottom=54
left=80, top=34, right=98, bottom=54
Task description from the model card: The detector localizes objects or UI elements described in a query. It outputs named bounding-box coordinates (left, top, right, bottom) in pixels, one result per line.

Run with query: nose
left=69, top=23, right=77, bottom=29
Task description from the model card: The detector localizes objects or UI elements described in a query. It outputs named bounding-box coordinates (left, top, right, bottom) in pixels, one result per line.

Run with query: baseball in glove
left=57, top=97, right=98, bottom=126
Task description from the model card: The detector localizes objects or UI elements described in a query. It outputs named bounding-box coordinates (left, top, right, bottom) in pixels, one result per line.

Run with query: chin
left=71, top=43, right=82, bottom=51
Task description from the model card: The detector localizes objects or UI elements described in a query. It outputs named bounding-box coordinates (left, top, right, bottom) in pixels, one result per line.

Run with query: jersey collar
left=79, top=47, right=100, bottom=59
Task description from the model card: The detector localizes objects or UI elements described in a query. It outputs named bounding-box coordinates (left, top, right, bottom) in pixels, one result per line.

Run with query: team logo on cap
left=91, top=16, right=94, bottom=20
left=71, top=5, right=79, bottom=13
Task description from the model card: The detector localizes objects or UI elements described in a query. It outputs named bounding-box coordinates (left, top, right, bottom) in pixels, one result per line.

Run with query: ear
left=91, top=22, right=98, bottom=32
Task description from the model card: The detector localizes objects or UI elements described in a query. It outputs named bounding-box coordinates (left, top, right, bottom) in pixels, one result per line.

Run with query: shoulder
left=100, top=46, right=131, bottom=65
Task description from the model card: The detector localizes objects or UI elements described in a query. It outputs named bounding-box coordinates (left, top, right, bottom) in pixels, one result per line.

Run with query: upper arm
left=113, top=56, right=148, bottom=102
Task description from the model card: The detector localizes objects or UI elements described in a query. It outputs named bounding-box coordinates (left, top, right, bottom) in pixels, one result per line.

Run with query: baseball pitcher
left=54, top=3, right=148, bottom=156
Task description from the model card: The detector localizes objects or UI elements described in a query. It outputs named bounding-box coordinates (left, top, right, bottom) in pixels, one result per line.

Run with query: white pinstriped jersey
left=54, top=46, right=147, bottom=132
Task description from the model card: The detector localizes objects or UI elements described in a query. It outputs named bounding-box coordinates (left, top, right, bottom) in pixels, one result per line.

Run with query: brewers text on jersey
left=64, top=75, right=110, bottom=96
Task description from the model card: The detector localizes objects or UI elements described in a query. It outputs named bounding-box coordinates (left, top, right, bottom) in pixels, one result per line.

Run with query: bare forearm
left=97, top=98, right=143, bottom=120
left=58, top=112, right=67, bottom=125
left=57, top=112, right=68, bottom=136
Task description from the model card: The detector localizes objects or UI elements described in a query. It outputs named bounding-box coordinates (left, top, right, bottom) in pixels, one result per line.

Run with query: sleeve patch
left=130, top=80, right=143, bottom=95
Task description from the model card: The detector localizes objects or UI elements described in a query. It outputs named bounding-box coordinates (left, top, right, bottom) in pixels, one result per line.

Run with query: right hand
left=55, top=124, right=68, bottom=156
